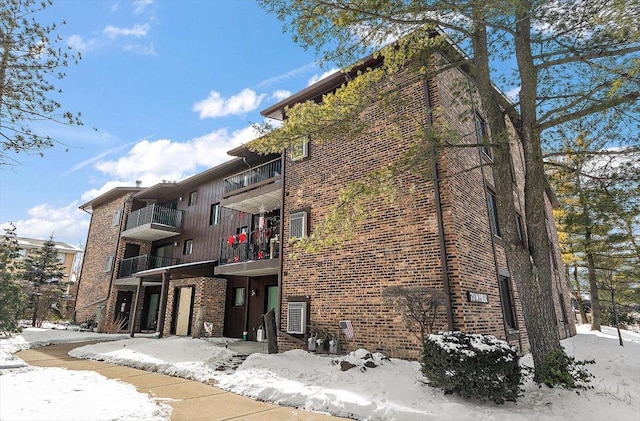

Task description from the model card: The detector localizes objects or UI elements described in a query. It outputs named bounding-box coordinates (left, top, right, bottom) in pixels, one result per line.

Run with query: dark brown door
left=224, top=277, right=247, bottom=338
left=247, top=276, right=278, bottom=341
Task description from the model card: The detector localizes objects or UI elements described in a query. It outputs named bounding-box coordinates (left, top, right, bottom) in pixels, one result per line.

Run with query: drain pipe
left=425, top=77, right=455, bottom=332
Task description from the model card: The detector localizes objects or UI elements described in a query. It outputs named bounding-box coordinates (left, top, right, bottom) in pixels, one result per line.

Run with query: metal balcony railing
left=117, top=254, right=179, bottom=278
left=223, top=158, right=282, bottom=194
left=125, top=204, right=183, bottom=231
left=219, top=226, right=280, bottom=265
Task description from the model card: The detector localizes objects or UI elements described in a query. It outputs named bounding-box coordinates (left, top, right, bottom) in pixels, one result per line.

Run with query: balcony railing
left=125, top=204, right=183, bottom=231
left=223, top=159, right=281, bottom=194
left=117, top=254, right=179, bottom=279
left=219, top=226, right=280, bottom=265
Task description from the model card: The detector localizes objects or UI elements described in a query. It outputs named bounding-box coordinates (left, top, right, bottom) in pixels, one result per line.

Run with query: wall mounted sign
left=467, top=291, right=489, bottom=303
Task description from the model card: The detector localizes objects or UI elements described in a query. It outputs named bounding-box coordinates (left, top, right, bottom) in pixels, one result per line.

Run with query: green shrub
left=422, top=331, right=522, bottom=404
left=535, top=349, right=594, bottom=389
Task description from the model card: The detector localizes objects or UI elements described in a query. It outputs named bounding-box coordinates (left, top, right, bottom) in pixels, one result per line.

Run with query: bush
left=535, top=349, right=594, bottom=389
left=422, top=331, right=522, bottom=404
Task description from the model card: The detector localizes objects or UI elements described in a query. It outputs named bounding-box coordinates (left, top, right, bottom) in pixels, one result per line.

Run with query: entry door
left=114, top=291, right=133, bottom=330
left=175, top=287, right=193, bottom=336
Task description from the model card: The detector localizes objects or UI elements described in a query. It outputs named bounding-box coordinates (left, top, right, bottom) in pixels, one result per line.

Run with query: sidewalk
left=17, top=342, right=349, bottom=421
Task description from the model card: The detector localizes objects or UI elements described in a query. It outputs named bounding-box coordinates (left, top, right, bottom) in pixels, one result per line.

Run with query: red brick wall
left=278, top=57, right=575, bottom=359
left=161, top=277, right=226, bottom=337
left=74, top=193, right=135, bottom=323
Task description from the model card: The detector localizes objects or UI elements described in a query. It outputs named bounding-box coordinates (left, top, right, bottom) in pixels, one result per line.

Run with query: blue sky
left=0, top=0, right=336, bottom=247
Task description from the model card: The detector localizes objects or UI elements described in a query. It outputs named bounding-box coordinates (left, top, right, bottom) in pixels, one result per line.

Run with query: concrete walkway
left=17, top=342, right=349, bottom=421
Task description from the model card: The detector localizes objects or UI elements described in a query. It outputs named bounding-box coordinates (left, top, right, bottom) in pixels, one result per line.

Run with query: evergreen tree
left=0, top=223, right=26, bottom=333
left=22, top=235, right=66, bottom=327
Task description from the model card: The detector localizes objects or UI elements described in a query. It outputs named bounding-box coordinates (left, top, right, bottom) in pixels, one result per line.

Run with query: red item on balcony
left=227, top=236, right=235, bottom=245
left=258, top=251, right=264, bottom=259
left=238, top=232, right=247, bottom=243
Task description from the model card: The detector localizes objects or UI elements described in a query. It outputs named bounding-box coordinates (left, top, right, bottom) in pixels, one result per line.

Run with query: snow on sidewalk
left=1, top=323, right=639, bottom=420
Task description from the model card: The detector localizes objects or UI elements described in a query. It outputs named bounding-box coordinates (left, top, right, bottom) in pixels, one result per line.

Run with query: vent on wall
left=287, top=302, right=307, bottom=334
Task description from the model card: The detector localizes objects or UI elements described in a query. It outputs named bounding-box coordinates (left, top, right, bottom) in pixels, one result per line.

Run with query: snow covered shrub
left=422, top=331, right=522, bottom=404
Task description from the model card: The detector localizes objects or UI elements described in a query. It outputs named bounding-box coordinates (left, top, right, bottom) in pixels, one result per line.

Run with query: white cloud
left=256, top=62, right=318, bottom=88
left=91, top=126, right=260, bottom=194
left=67, top=35, right=97, bottom=53
left=103, top=23, right=150, bottom=38
left=505, top=87, right=520, bottom=102
left=2, top=202, right=90, bottom=247
left=307, top=68, right=340, bottom=86
left=122, top=43, right=157, bottom=56
left=133, top=0, right=153, bottom=14
left=271, top=90, right=291, bottom=102
left=193, top=89, right=265, bottom=119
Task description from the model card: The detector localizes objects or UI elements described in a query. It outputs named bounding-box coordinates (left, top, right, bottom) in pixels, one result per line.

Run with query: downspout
left=424, top=78, right=455, bottom=331
left=277, top=151, right=286, bottom=334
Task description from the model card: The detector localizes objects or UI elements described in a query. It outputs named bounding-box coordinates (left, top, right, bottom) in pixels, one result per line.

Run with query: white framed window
left=289, top=211, right=307, bottom=239
left=104, top=255, right=114, bottom=272
left=183, top=239, right=193, bottom=255
left=290, top=137, right=309, bottom=161
left=188, top=191, right=198, bottom=206
left=210, top=203, right=220, bottom=225
left=111, top=210, right=122, bottom=227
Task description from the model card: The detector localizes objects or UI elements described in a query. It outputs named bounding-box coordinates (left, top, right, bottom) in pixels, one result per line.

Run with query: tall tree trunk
left=585, top=240, right=602, bottom=330
left=513, top=0, right=563, bottom=374
left=573, top=264, right=589, bottom=324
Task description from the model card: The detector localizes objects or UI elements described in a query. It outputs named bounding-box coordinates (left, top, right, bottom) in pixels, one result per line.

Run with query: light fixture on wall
left=173, top=241, right=179, bottom=247
left=251, top=289, right=258, bottom=297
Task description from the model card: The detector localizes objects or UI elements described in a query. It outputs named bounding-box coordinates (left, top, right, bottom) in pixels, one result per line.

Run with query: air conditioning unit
left=289, top=211, right=307, bottom=239
left=287, top=302, right=307, bottom=334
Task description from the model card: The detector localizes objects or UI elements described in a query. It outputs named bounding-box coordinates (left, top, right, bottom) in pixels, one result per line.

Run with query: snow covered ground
left=1, top=323, right=638, bottom=420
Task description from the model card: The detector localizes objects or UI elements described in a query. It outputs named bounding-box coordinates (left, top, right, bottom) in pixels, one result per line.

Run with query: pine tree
left=0, top=223, right=26, bottom=334
left=0, top=0, right=83, bottom=166
left=22, top=235, right=66, bottom=327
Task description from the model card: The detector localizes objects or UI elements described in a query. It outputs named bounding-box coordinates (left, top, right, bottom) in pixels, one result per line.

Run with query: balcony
left=221, top=158, right=282, bottom=214
left=117, top=254, right=180, bottom=279
left=121, top=204, right=183, bottom=241
left=215, top=226, right=280, bottom=276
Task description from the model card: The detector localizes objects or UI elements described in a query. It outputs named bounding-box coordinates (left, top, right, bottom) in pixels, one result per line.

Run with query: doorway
left=173, top=286, right=194, bottom=336
left=141, top=286, right=161, bottom=331
left=114, top=290, right=133, bottom=330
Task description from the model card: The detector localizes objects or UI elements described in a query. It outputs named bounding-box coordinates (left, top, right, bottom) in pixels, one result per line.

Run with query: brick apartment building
left=74, top=49, right=575, bottom=359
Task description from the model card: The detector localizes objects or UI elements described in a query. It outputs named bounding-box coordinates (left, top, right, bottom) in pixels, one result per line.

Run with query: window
left=183, top=239, right=193, bottom=255
left=111, top=209, right=122, bottom=226
left=499, top=276, right=517, bottom=330
left=487, top=189, right=501, bottom=237
left=234, top=287, right=245, bottom=306
left=289, top=211, right=308, bottom=239
left=476, top=113, right=491, bottom=158
left=210, top=203, right=220, bottom=225
left=17, top=249, right=27, bottom=258
left=515, top=213, right=525, bottom=243
left=57, top=253, right=66, bottom=263
left=290, top=137, right=309, bottom=161
left=188, top=191, right=198, bottom=206
left=104, top=255, right=114, bottom=272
